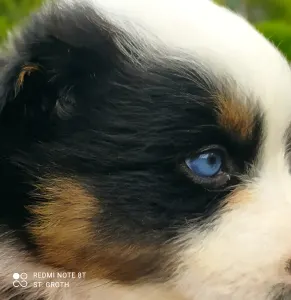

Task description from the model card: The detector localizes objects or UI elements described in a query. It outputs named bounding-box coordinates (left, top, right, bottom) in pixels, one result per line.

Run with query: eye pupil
left=207, top=154, right=217, bottom=166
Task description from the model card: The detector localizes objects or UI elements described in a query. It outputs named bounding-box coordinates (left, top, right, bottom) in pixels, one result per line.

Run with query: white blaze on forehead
left=63, top=1, right=291, bottom=98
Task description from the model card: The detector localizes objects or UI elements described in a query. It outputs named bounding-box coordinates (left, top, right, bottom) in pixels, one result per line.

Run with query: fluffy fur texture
left=1, top=0, right=291, bottom=299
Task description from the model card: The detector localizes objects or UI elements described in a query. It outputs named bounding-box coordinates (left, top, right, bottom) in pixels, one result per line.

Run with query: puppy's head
left=1, top=0, right=291, bottom=299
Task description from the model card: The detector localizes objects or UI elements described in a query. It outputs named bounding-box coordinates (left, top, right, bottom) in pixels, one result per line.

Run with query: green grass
left=256, top=21, right=291, bottom=60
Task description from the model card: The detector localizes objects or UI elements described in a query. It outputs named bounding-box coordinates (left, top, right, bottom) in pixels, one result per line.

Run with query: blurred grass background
left=215, top=0, right=291, bottom=60
left=0, top=0, right=290, bottom=60
left=0, top=0, right=42, bottom=40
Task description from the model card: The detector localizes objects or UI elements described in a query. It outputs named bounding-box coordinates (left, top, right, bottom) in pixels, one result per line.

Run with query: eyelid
left=185, top=144, right=226, bottom=161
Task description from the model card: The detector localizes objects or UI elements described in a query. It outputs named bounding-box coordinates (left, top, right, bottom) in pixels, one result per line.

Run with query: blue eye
left=186, top=151, right=222, bottom=177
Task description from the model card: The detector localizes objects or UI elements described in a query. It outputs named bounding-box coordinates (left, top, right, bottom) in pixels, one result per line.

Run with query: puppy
left=0, top=0, right=291, bottom=299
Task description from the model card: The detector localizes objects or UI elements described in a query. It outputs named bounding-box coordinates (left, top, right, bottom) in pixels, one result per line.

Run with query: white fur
left=5, top=0, right=291, bottom=299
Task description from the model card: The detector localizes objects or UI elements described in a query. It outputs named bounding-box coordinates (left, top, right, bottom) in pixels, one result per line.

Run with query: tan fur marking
left=28, top=176, right=97, bottom=275
left=222, top=187, right=252, bottom=207
left=216, top=94, right=255, bottom=140
left=16, top=64, right=40, bottom=90
left=28, top=176, right=174, bottom=283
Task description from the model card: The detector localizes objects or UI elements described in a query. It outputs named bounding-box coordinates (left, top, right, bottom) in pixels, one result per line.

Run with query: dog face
left=1, top=0, right=291, bottom=299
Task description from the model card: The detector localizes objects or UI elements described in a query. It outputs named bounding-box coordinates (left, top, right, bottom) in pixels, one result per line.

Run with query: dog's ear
left=0, top=3, right=120, bottom=131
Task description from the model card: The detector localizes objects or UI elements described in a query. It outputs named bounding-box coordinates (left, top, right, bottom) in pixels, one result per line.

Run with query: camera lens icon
left=13, top=273, right=28, bottom=288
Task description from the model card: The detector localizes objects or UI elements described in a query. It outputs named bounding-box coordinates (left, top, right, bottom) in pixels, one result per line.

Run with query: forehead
left=84, top=0, right=291, bottom=149
left=61, top=0, right=291, bottom=161
left=81, top=1, right=290, bottom=86
left=69, top=0, right=291, bottom=115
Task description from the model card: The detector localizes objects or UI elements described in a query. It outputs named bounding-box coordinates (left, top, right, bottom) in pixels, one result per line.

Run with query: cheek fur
left=27, top=176, right=178, bottom=284
left=222, top=187, right=253, bottom=207
left=27, top=176, right=98, bottom=276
